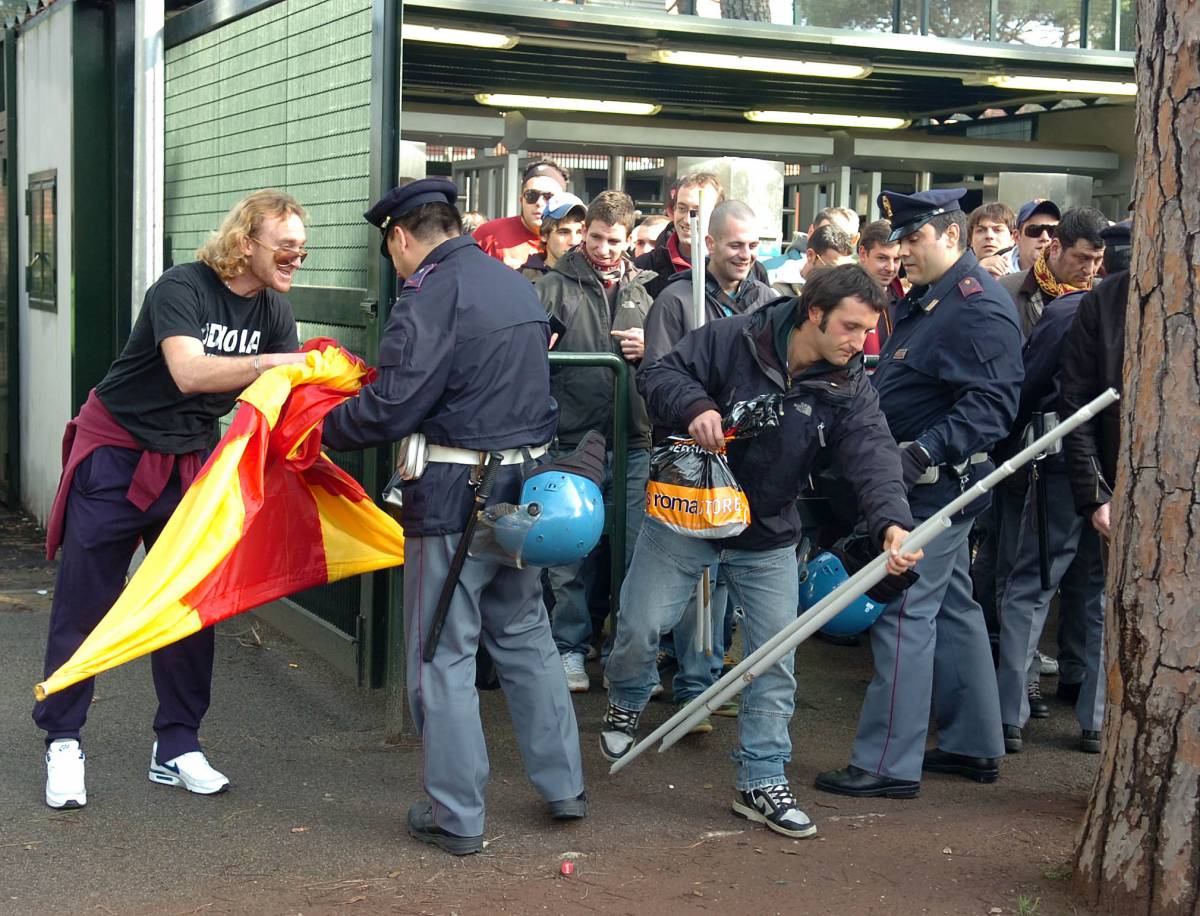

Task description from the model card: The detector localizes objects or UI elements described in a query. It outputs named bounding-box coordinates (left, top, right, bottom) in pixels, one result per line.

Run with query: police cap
left=878, top=188, right=967, bottom=242
left=1099, top=219, right=1131, bottom=247
left=364, top=178, right=459, bottom=255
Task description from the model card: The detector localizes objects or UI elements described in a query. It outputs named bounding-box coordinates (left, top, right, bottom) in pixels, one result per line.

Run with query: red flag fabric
left=36, top=340, right=404, bottom=700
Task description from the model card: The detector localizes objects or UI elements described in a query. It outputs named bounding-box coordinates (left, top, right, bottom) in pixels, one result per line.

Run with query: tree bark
left=719, top=0, right=773, bottom=21
left=1073, top=1, right=1200, bottom=914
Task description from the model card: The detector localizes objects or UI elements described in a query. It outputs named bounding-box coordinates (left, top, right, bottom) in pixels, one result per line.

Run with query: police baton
left=422, top=451, right=505, bottom=663
left=608, top=388, right=1120, bottom=775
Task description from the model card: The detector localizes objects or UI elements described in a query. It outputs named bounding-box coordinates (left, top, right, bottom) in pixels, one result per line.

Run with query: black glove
left=900, top=442, right=932, bottom=490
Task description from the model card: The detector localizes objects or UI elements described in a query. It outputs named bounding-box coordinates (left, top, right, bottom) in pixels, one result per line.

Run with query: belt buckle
left=468, top=451, right=488, bottom=487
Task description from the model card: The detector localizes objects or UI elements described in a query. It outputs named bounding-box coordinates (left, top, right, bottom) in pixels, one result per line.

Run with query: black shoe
left=1057, top=681, right=1082, bottom=705
left=599, top=702, right=641, bottom=762
left=922, top=748, right=1000, bottom=784
left=406, top=803, right=483, bottom=856
left=813, top=765, right=919, bottom=799
left=1080, top=730, right=1102, bottom=754
left=1027, top=681, right=1050, bottom=719
left=732, top=784, right=818, bottom=838
left=1003, top=725, right=1023, bottom=753
left=548, top=790, right=587, bottom=820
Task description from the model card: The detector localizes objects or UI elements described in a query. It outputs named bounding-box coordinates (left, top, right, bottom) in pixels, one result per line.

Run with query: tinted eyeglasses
left=522, top=189, right=556, bottom=205
left=1022, top=223, right=1057, bottom=240
left=250, top=236, right=308, bottom=265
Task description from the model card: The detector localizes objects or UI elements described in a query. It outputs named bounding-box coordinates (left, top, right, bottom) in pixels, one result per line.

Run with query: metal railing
left=549, top=351, right=632, bottom=610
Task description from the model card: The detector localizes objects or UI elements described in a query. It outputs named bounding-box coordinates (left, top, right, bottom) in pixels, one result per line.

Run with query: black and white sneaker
left=732, top=783, right=817, bottom=838
left=599, top=702, right=641, bottom=762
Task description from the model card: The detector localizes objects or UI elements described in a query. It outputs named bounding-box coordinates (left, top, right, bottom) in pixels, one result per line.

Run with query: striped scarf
left=582, top=248, right=625, bottom=288
left=1032, top=250, right=1086, bottom=300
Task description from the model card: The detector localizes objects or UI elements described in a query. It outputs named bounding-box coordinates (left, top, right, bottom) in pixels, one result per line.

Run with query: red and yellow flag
left=34, top=341, right=404, bottom=700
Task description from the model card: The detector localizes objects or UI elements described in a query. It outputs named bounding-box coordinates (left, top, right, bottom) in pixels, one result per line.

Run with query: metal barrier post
left=548, top=351, right=632, bottom=611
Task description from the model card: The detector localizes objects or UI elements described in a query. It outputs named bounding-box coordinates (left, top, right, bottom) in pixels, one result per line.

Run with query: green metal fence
left=164, top=0, right=376, bottom=677
left=548, top=352, right=632, bottom=610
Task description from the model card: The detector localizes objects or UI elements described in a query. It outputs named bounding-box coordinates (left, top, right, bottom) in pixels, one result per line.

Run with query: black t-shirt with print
left=95, top=261, right=299, bottom=453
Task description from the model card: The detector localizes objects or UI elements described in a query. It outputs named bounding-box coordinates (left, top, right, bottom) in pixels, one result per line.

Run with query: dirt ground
left=0, top=506, right=1101, bottom=916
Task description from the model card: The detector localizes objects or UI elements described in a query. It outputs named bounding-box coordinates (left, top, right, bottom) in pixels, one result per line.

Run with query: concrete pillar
left=833, top=166, right=852, bottom=209
left=503, top=151, right=520, bottom=217
left=607, top=155, right=626, bottom=192
left=398, top=140, right=427, bottom=180
left=675, top=156, right=786, bottom=249
left=915, top=171, right=932, bottom=192
left=866, top=170, right=883, bottom=221
left=798, top=182, right=821, bottom=234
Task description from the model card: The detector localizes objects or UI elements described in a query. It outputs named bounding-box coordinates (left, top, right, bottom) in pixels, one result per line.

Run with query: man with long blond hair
left=35, top=189, right=309, bottom=811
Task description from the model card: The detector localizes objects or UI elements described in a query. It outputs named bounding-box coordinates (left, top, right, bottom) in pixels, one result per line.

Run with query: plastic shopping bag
left=644, top=394, right=784, bottom=539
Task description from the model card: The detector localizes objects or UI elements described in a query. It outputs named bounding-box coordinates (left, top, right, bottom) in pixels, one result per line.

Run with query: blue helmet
left=800, top=551, right=886, bottom=637
left=505, top=470, right=605, bottom=567
left=484, top=431, right=607, bottom=568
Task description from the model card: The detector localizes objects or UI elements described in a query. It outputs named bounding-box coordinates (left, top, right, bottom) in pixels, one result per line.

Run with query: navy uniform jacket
left=638, top=299, right=913, bottom=552
left=323, top=236, right=558, bottom=536
left=995, top=289, right=1087, bottom=474
left=872, top=250, right=1023, bottom=517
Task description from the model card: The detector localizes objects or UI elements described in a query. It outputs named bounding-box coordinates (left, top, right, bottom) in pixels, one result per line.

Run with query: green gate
left=0, top=31, right=15, bottom=507
left=163, top=0, right=386, bottom=683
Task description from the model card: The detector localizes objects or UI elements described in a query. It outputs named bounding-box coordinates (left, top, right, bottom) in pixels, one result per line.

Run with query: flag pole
left=609, top=387, right=1119, bottom=774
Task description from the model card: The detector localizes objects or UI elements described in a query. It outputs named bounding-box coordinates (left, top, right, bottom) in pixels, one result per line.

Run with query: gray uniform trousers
left=850, top=515, right=1005, bottom=783
left=405, top=534, right=584, bottom=837
left=995, top=471, right=1106, bottom=731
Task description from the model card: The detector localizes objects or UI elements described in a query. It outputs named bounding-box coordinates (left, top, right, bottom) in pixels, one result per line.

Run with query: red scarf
left=666, top=232, right=691, bottom=273
left=582, top=247, right=625, bottom=288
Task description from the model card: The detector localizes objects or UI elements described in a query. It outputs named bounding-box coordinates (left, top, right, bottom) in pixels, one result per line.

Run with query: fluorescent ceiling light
left=402, top=24, right=518, bottom=50
left=971, top=75, right=1136, bottom=96
left=745, top=110, right=910, bottom=130
left=641, top=49, right=870, bottom=80
left=475, top=93, right=661, bottom=116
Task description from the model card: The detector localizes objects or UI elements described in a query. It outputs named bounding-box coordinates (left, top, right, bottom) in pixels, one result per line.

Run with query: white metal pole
left=610, top=388, right=1120, bottom=774
left=687, top=211, right=711, bottom=657
left=131, top=0, right=165, bottom=320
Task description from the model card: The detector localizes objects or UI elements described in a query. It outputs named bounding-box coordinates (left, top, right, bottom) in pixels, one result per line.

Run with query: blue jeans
left=661, top=564, right=727, bottom=702
left=549, top=448, right=649, bottom=656
left=605, top=519, right=799, bottom=791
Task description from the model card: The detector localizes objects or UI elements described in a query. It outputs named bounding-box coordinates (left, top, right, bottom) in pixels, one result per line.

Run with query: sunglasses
left=250, top=236, right=308, bottom=265
left=522, top=189, right=556, bottom=205
left=1022, top=223, right=1057, bottom=239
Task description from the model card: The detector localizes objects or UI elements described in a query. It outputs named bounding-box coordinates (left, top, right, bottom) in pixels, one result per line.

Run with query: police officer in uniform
left=815, top=189, right=1023, bottom=797
left=322, top=179, right=585, bottom=854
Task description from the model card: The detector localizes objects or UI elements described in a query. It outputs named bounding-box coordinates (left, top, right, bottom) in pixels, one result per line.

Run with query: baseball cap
left=1016, top=199, right=1061, bottom=227
left=543, top=192, right=586, bottom=222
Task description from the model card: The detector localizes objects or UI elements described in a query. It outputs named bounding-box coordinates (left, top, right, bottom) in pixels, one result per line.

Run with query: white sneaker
left=45, top=739, right=87, bottom=809
left=1038, top=652, right=1060, bottom=677
left=148, top=741, right=229, bottom=795
left=732, top=784, right=817, bottom=839
left=562, top=652, right=590, bottom=693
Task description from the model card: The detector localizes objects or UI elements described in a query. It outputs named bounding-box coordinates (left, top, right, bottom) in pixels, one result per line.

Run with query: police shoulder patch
left=404, top=262, right=440, bottom=291
left=957, top=275, right=984, bottom=298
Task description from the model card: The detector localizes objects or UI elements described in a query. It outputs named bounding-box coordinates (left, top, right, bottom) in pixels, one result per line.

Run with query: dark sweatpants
left=32, top=445, right=214, bottom=764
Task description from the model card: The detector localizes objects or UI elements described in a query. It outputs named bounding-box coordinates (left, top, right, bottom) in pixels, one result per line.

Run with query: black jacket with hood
left=1058, top=270, right=1130, bottom=517
left=643, top=268, right=778, bottom=367
left=537, top=248, right=657, bottom=450
left=637, top=298, right=913, bottom=551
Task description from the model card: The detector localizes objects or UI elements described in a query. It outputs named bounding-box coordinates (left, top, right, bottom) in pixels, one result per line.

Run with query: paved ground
left=0, top=507, right=1101, bottom=915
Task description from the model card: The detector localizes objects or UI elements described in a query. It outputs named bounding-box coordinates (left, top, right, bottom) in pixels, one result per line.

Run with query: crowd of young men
left=35, top=160, right=1127, bottom=856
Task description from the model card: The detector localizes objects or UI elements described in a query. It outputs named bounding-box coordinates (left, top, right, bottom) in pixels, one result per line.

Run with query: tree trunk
left=719, top=0, right=773, bottom=21
left=1072, top=1, right=1200, bottom=914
